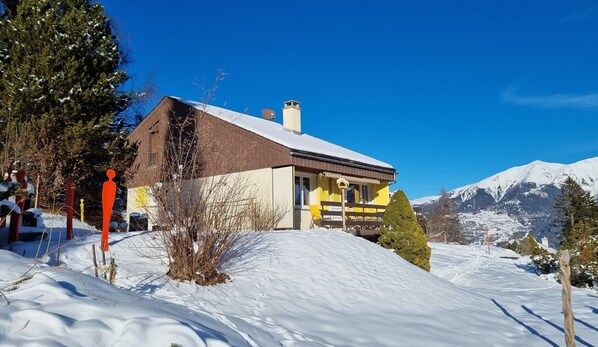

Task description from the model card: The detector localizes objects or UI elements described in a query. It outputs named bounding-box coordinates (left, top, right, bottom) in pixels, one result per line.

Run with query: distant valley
left=412, top=157, right=598, bottom=246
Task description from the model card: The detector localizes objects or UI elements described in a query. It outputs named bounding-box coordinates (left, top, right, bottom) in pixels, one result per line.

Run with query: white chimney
left=283, top=100, right=301, bottom=133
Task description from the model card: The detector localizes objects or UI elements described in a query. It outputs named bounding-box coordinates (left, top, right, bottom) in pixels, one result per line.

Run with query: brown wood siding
left=127, top=97, right=396, bottom=187
left=195, top=109, right=292, bottom=177
left=127, top=98, right=183, bottom=187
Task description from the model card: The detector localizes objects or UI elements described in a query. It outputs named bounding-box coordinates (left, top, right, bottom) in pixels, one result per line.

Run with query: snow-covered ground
left=1, top=214, right=597, bottom=346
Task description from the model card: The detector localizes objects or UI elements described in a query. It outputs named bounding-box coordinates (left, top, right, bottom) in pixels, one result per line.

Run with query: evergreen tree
left=564, top=221, right=598, bottom=286
left=554, top=177, right=598, bottom=248
left=426, top=188, right=465, bottom=244
left=0, top=0, right=134, bottom=202
left=0, top=0, right=19, bottom=17
left=553, top=177, right=598, bottom=286
left=379, top=190, right=431, bottom=271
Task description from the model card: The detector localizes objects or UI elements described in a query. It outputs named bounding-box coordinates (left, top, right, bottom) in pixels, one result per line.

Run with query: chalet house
left=126, top=96, right=396, bottom=230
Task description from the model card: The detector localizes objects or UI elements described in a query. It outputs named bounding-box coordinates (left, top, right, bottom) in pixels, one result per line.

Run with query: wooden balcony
left=318, top=201, right=386, bottom=239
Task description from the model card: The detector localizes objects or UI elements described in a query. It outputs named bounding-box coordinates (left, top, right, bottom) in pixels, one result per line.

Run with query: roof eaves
left=290, top=150, right=397, bottom=176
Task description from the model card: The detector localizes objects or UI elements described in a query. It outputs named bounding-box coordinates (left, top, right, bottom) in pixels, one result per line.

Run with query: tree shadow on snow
left=515, top=263, right=538, bottom=274
left=521, top=305, right=594, bottom=347
left=587, top=306, right=598, bottom=315
left=491, top=299, right=559, bottom=347
left=108, top=230, right=153, bottom=247
left=221, top=232, right=278, bottom=274
left=57, top=281, right=87, bottom=297
left=129, top=274, right=167, bottom=296
left=575, top=316, right=598, bottom=333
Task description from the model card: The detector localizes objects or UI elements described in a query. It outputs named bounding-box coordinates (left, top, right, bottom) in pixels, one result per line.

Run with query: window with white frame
left=295, top=175, right=311, bottom=207
left=346, top=183, right=371, bottom=204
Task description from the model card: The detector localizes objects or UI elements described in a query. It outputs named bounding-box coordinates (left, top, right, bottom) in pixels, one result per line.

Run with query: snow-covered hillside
left=412, top=157, right=598, bottom=245
left=2, top=214, right=597, bottom=346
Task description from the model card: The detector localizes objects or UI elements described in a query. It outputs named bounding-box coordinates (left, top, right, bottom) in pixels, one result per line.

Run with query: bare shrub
left=249, top=200, right=287, bottom=231
left=141, top=95, right=284, bottom=285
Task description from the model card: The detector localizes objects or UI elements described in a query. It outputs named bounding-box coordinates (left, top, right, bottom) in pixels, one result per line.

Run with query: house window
left=360, top=184, right=370, bottom=203
left=346, top=184, right=370, bottom=204
left=148, top=128, right=158, bottom=166
left=346, top=184, right=357, bottom=204
left=295, top=175, right=310, bottom=206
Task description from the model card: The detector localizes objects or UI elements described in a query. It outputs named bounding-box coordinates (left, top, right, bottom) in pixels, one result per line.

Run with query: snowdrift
left=3, top=214, right=598, bottom=346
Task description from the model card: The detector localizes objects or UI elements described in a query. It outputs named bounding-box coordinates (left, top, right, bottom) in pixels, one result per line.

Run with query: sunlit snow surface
left=2, top=215, right=597, bottom=346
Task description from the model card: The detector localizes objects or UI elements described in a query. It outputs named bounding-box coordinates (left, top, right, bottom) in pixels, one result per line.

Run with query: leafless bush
left=250, top=200, right=287, bottom=231
left=141, top=98, right=283, bottom=285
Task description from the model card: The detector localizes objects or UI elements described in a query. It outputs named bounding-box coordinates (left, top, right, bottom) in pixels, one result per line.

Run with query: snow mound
left=0, top=250, right=255, bottom=347
left=60, top=229, right=538, bottom=346
left=4, top=214, right=598, bottom=346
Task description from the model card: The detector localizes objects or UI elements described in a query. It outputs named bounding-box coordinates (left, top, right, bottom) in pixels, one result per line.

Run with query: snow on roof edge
left=170, top=96, right=395, bottom=171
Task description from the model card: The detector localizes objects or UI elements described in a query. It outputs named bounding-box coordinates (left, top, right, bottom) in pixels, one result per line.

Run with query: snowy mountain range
left=412, top=157, right=598, bottom=246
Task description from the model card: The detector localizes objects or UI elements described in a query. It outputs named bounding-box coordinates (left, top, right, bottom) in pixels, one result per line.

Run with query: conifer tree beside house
left=379, top=190, right=431, bottom=271
left=553, top=177, right=598, bottom=286
left=0, top=0, right=135, bottom=203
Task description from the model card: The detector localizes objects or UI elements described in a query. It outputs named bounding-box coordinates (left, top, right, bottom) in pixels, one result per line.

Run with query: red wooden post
left=66, top=180, right=74, bottom=240
left=100, top=169, right=116, bottom=251
left=0, top=167, right=11, bottom=229
left=8, top=171, right=27, bottom=244
left=15, top=170, right=26, bottom=214
left=8, top=209, right=20, bottom=243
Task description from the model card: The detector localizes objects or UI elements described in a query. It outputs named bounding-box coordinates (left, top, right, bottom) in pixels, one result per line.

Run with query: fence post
left=80, top=198, right=84, bottom=222
left=7, top=209, right=20, bottom=243
left=560, top=250, right=576, bottom=347
left=66, top=180, right=74, bottom=240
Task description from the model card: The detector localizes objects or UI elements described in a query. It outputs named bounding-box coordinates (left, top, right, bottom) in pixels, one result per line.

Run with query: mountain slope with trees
left=413, top=157, right=598, bottom=245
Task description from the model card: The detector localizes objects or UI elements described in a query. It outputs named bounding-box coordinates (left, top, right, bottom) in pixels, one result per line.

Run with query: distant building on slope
left=126, top=96, right=396, bottom=230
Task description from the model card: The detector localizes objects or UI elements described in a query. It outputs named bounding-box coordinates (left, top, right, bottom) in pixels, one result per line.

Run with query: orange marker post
left=100, top=169, right=117, bottom=251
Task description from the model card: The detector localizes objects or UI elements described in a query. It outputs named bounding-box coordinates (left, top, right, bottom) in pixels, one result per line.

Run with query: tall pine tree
left=554, top=177, right=598, bottom=248
left=379, top=190, right=431, bottom=271
left=554, top=177, right=598, bottom=286
left=0, top=0, right=134, bottom=202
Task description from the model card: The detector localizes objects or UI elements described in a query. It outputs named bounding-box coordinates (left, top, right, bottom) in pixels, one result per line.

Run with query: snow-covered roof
left=172, top=97, right=394, bottom=170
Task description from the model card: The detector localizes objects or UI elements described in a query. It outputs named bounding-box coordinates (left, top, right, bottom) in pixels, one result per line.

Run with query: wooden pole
left=102, top=249, right=107, bottom=280
left=66, top=180, right=74, bottom=240
left=92, top=244, right=99, bottom=278
left=55, top=238, right=62, bottom=266
left=560, top=250, right=576, bottom=347
left=341, top=188, right=346, bottom=231
left=109, top=258, right=116, bottom=285
left=80, top=199, right=84, bottom=222
left=8, top=210, right=20, bottom=244
left=35, top=175, right=40, bottom=209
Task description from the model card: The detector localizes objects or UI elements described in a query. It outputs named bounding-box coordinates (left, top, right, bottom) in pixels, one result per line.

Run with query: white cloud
left=562, top=7, right=595, bottom=22
left=501, top=86, right=598, bottom=110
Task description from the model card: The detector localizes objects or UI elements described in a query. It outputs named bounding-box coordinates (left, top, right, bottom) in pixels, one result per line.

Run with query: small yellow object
left=80, top=198, right=85, bottom=222
left=336, top=178, right=349, bottom=189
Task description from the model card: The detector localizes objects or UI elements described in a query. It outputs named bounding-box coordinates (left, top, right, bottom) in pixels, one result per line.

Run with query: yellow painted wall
left=316, top=176, right=343, bottom=203
left=135, top=187, right=148, bottom=207
left=374, top=183, right=390, bottom=205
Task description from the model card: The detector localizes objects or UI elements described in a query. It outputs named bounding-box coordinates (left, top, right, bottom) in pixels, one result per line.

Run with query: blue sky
left=102, top=0, right=598, bottom=199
